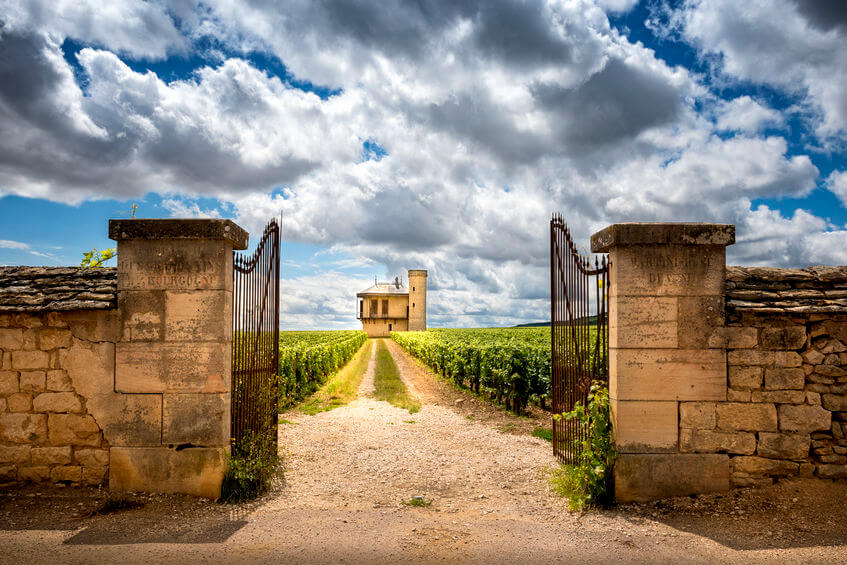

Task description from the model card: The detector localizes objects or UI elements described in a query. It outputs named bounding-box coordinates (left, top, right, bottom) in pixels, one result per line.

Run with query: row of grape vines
left=278, top=330, right=368, bottom=405
left=391, top=328, right=551, bottom=414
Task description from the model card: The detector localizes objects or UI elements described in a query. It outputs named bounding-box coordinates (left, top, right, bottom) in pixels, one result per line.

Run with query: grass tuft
left=297, top=340, right=371, bottom=415
left=373, top=339, right=421, bottom=414
left=532, top=426, right=553, bottom=442
left=402, top=496, right=431, bottom=507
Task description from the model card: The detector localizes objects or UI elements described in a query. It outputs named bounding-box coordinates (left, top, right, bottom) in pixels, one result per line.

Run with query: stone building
left=356, top=270, right=427, bottom=337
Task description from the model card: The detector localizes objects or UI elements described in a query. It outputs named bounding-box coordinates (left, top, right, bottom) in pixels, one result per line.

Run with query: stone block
left=817, top=464, right=847, bottom=479
left=18, top=466, right=50, bottom=481
left=101, top=393, right=162, bottom=447
left=0, top=465, right=16, bottom=481
left=764, top=367, right=805, bottom=390
left=165, top=291, right=231, bottom=343
left=716, top=403, right=777, bottom=432
left=679, top=428, right=756, bottom=454
left=115, top=342, right=229, bottom=393
left=21, top=330, right=37, bottom=350
left=815, top=365, right=847, bottom=378
left=51, top=465, right=82, bottom=483
left=116, top=239, right=231, bottom=291
left=751, top=390, right=805, bottom=404
left=46, top=370, right=73, bottom=391
left=678, top=296, right=724, bottom=349
left=163, top=393, right=229, bottom=446
left=730, top=456, right=799, bottom=476
left=75, top=448, right=109, bottom=467
left=679, top=402, right=716, bottom=429
left=822, top=394, right=847, bottom=411
left=757, top=433, right=810, bottom=460
left=778, top=404, right=831, bottom=433
left=45, top=312, right=68, bottom=328
left=7, top=393, right=31, bottom=412
left=11, top=351, right=49, bottom=370
left=727, top=388, right=751, bottom=402
left=708, top=326, right=758, bottom=349
left=611, top=349, right=726, bottom=401
left=31, top=446, right=72, bottom=465
left=761, top=327, right=807, bottom=350
left=19, top=371, right=45, bottom=392
left=610, top=296, right=678, bottom=349
left=47, top=414, right=101, bottom=446
left=820, top=339, right=847, bottom=354
left=727, top=350, right=773, bottom=366
left=0, top=397, right=5, bottom=412
left=37, top=328, right=72, bottom=350
left=0, top=413, right=47, bottom=444
left=0, top=445, right=31, bottom=464
left=62, top=339, right=114, bottom=397
left=82, top=466, right=108, bottom=485
left=614, top=453, right=729, bottom=503
left=806, top=391, right=822, bottom=405
left=11, top=314, right=43, bottom=328
left=119, top=290, right=164, bottom=341
left=773, top=352, right=803, bottom=368
left=803, top=350, right=825, bottom=365
left=110, top=446, right=225, bottom=499
left=0, top=370, right=18, bottom=394
left=63, top=310, right=121, bottom=342
left=608, top=244, right=727, bottom=298
left=728, top=366, right=762, bottom=390
left=0, top=328, right=23, bottom=349
left=32, top=392, right=83, bottom=413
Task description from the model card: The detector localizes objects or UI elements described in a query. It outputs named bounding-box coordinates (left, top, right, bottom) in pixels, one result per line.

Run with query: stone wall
left=0, top=219, right=248, bottom=498
left=681, top=266, right=847, bottom=486
left=0, top=308, right=117, bottom=486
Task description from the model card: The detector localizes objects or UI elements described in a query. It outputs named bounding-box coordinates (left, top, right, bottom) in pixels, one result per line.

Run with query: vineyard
left=278, top=330, right=368, bottom=406
left=391, top=327, right=555, bottom=414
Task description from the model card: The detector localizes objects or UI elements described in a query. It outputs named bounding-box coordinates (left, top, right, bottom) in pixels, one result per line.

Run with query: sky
left=1, top=0, right=846, bottom=330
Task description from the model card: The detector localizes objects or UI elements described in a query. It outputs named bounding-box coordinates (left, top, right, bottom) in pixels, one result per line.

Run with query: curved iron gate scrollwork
left=232, top=217, right=280, bottom=454
left=550, top=214, right=609, bottom=464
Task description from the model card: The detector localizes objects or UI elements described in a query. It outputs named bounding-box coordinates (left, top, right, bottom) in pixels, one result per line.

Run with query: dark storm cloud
left=791, top=0, right=847, bottom=32
left=425, top=92, right=548, bottom=165
left=272, top=0, right=570, bottom=68
left=355, top=189, right=454, bottom=249
left=531, top=58, right=682, bottom=152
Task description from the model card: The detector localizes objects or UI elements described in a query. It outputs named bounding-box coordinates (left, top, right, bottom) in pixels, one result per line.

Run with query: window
left=389, top=323, right=392, bottom=331
left=413, top=286, right=415, bottom=291
left=406, top=305, right=409, bottom=318
left=412, top=303, right=415, bottom=308
left=382, top=299, right=388, bottom=315
left=370, top=299, right=377, bottom=316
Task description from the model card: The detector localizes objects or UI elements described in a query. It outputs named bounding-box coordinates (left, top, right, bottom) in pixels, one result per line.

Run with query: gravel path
left=2, top=339, right=847, bottom=563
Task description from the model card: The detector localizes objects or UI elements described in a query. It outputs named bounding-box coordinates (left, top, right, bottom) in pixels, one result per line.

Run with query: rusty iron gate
left=231, top=217, right=280, bottom=454
left=550, top=214, right=609, bottom=463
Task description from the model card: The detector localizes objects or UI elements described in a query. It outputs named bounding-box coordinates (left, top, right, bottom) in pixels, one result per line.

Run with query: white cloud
left=669, top=0, right=847, bottom=142
left=827, top=170, right=847, bottom=208
left=0, top=0, right=844, bottom=326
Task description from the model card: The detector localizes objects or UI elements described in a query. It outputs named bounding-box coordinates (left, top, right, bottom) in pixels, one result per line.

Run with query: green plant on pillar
left=550, top=382, right=616, bottom=511
left=80, top=248, right=117, bottom=268
left=79, top=203, right=138, bottom=268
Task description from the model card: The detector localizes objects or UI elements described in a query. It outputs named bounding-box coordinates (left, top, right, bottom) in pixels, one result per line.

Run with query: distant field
left=391, top=327, right=551, bottom=413
left=278, top=330, right=367, bottom=406
left=392, top=326, right=602, bottom=414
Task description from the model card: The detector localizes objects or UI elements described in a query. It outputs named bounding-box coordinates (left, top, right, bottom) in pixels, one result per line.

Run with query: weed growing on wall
left=221, top=430, right=280, bottom=503
left=550, top=382, right=616, bottom=511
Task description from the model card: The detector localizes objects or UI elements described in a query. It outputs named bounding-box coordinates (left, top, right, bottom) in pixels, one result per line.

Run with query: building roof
left=0, top=267, right=117, bottom=312
left=356, top=280, right=409, bottom=297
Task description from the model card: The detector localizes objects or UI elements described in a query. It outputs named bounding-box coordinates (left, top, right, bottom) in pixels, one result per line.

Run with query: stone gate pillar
left=108, top=219, right=248, bottom=498
left=591, top=223, right=735, bottom=502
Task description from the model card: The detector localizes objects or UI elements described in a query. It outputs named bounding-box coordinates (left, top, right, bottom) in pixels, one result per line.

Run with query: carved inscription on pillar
left=612, top=246, right=725, bottom=297
left=119, top=257, right=216, bottom=289
left=116, top=241, right=227, bottom=291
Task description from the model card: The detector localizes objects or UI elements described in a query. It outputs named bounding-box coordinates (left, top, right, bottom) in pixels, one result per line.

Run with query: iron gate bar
left=550, top=214, right=609, bottom=464
left=231, top=217, right=281, bottom=454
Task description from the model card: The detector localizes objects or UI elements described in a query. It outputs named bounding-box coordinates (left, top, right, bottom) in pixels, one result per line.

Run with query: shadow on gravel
left=617, top=478, right=847, bottom=550
left=0, top=483, right=278, bottom=545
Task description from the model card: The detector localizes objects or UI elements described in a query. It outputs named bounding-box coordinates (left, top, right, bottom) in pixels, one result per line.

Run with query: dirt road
left=2, top=339, right=846, bottom=563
